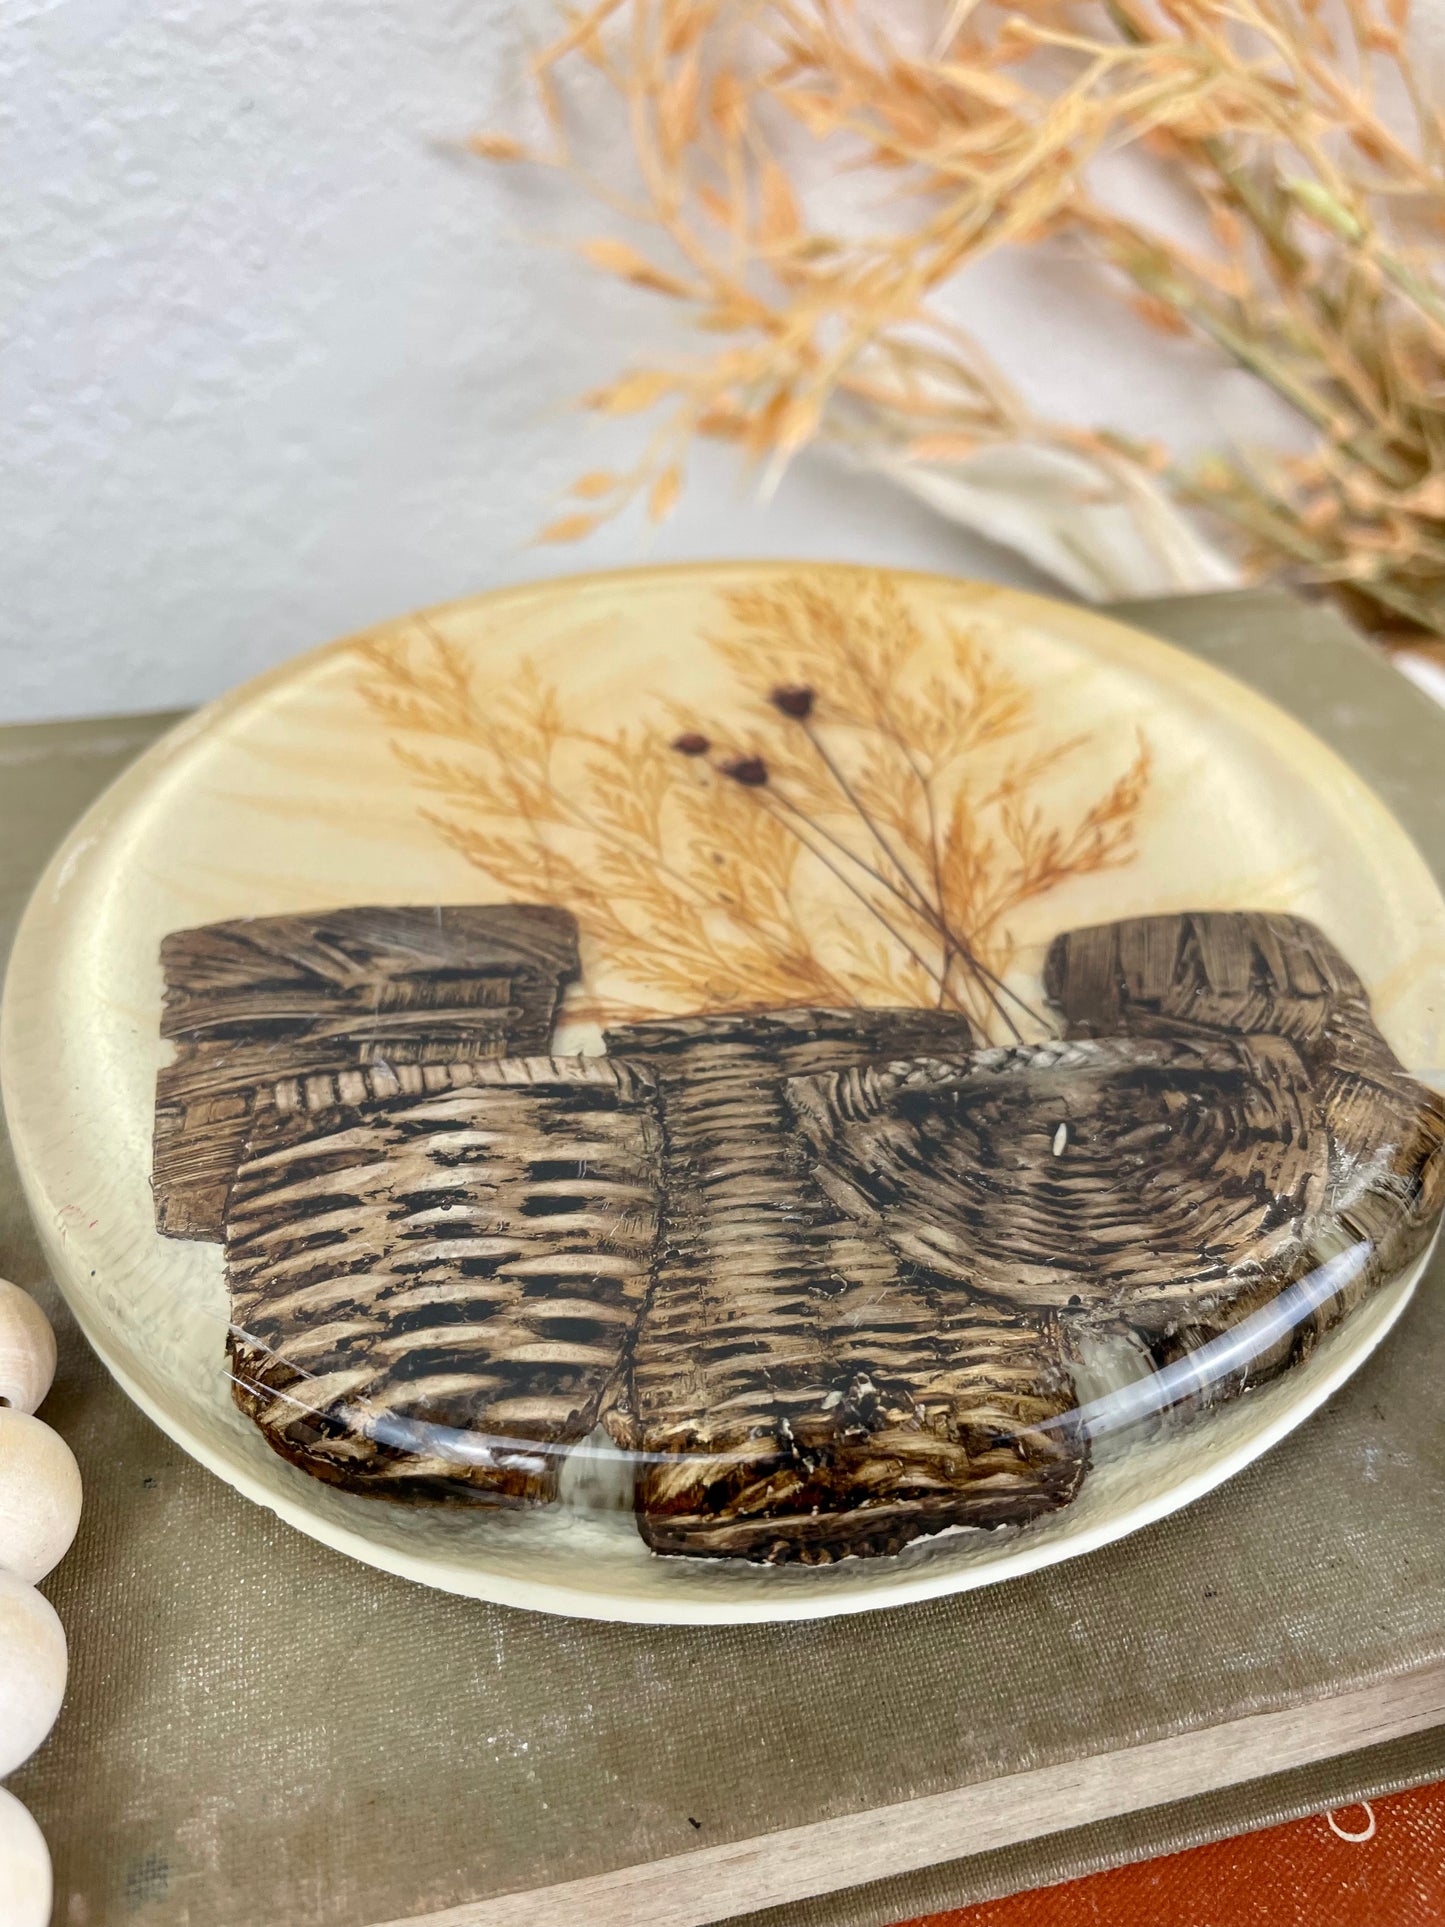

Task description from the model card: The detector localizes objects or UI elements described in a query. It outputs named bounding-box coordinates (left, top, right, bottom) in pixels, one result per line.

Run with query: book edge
left=371, top=1662, right=1445, bottom=1927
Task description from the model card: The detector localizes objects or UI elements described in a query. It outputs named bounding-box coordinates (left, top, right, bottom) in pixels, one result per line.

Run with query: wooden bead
left=0, top=1570, right=67, bottom=1778
left=0, top=1410, right=81, bottom=1582
left=0, top=1787, right=52, bottom=1927
left=0, top=1281, right=56, bottom=1416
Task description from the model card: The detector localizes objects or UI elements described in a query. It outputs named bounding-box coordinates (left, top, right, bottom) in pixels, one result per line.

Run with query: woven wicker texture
left=154, top=904, right=579, bottom=1238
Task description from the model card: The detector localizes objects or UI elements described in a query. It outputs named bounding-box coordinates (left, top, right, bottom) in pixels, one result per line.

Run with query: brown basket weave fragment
left=1043, top=912, right=1445, bottom=1396
left=789, top=1034, right=1329, bottom=1337
left=602, top=1008, right=1086, bottom=1564
left=154, top=904, right=578, bottom=1239
left=226, top=1055, right=659, bottom=1505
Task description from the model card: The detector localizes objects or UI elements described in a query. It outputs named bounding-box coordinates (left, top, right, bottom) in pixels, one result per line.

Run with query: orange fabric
left=903, top=1780, right=1445, bottom=1927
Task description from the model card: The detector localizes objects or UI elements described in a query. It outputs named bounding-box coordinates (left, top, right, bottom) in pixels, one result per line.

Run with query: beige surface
left=6, top=566, right=1445, bottom=1622
left=3, top=588, right=1445, bottom=1927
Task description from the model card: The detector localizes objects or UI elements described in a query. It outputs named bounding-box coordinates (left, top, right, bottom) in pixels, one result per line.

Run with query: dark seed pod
left=722, top=755, right=769, bottom=786
left=770, top=685, right=815, bottom=720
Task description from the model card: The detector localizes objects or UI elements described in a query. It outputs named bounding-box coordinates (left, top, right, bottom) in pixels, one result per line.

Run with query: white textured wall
left=2, top=1, right=1296, bottom=723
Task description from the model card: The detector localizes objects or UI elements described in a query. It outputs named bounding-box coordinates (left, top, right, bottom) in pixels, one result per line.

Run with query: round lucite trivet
left=4, top=565, right=1441, bottom=1622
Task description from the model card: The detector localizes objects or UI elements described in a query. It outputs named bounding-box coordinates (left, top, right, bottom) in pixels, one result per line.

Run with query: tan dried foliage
left=354, top=574, right=1149, bottom=1034
left=484, top=0, right=1445, bottom=641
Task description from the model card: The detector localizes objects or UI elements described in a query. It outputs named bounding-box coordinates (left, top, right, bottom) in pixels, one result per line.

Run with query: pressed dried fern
left=355, top=573, right=1149, bottom=1034
left=480, top=0, right=1445, bottom=642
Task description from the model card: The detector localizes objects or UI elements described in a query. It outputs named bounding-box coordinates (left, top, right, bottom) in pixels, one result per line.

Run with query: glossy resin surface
left=5, top=566, right=1443, bottom=1619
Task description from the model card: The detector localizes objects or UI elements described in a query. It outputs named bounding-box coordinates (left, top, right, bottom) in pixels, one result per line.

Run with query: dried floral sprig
left=756, top=678, right=1052, bottom=1032
left=353, top=573, right=1150, bottom=1034
left=480, top=0, right=1445, bottom=640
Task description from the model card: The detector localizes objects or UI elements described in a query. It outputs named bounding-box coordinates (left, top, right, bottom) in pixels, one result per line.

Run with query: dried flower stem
left=790, top=714, right=1045, bottom=1035
left=732, top=773, right=970, bottom=1008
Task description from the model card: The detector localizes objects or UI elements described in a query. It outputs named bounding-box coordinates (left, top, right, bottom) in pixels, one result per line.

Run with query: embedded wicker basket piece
left=1043, top=913, right=1445, bottom=1396
left=600, top=1008, right=1083, bottom=1562
left=226, top=1057, right=661, bottom=1507
left=152, top=904, right=1445, bottom=1566
left=153, top=904, right=581, bottom=1239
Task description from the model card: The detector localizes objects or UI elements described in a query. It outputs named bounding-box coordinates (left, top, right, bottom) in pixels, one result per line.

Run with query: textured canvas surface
left=3, top=590, right=1445, bottom=1927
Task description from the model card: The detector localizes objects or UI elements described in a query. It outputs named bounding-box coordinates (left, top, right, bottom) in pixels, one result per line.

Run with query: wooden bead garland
left=0, top=1785, right=51, bottom=1927
left=0, top=1277, right=75, bottom=1916
left=0, top=1409, right=82, bottom=1584
left=0, top=1281, right=55, bottom=1417
left=0, top=1569, right=67, bottom=1779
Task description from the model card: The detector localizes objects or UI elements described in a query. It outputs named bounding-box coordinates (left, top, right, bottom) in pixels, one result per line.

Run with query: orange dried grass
left=484, top=0, right=1445, bottom=639
left=354, top=572, right=1149, bottom=1033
